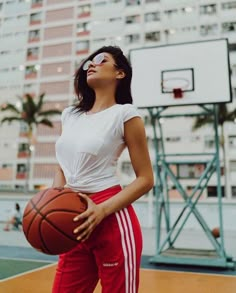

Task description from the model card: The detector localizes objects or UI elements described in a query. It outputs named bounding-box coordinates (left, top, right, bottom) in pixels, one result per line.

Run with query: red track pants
left=52, top=185, right=143, bottom=293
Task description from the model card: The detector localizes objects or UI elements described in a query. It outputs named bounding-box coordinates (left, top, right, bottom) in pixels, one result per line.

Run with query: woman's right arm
left=52, top=165, right=66, bottom=188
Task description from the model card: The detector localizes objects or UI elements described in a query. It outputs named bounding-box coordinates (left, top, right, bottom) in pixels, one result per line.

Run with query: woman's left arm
left=100, top=116, right=154, bottom=215
left=74, top=117, right=154, bottom=241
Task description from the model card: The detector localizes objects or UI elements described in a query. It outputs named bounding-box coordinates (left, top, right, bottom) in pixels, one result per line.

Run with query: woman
left=52, top=46, right=154, bottom=293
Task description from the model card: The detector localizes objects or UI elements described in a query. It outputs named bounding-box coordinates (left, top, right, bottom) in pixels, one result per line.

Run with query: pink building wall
left=41, top=62, right=71, bottom=77
left=42, top=43, right=72, bottom=58
left=45, top=7, right=74, bottom=23
left=44, top=25, right=73, bottom=40
left=40, top=81, right=70, bottom=95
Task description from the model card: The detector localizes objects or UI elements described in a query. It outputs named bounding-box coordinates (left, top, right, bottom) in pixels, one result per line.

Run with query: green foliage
left=0, top=93, right=61, bottom=131
left=192, top=104, right=236, bottom=131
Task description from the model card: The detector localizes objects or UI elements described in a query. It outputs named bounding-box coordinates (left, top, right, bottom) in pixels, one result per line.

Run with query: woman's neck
left=90, top=91, right=116, bottom=113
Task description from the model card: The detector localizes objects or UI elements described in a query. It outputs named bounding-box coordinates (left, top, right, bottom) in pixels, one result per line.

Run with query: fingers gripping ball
left=22, top=188, right=87, bottom=255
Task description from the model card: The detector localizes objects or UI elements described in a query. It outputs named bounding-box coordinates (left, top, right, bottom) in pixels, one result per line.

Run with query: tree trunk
left=25, top=126, right=32, bottom=193
left=220, top=125, right=229, bottom=198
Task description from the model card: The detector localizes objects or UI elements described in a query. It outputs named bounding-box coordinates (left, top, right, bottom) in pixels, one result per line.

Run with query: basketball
left=22, top=187, right=87, bottom=255
left=211, top=227, right=220, bottom=238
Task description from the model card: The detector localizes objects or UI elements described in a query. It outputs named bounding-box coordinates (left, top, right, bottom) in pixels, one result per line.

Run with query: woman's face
left=84, top=53, right=122, bottom=88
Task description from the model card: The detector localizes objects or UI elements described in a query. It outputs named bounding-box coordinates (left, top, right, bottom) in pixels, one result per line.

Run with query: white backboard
left=130, top=39, right=232, bottom=108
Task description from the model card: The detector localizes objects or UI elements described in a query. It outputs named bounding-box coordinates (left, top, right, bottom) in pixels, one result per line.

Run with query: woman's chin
left=87, top=77, right=100, bottom=88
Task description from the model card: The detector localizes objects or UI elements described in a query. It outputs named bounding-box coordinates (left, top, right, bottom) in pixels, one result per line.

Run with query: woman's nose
left=88, top=61, right=96, bottom=69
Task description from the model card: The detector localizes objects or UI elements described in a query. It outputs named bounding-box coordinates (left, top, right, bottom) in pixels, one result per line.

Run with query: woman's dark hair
left=73, top=46, right=133, bottom=112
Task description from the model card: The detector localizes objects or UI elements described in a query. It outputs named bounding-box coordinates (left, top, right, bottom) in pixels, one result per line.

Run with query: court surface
left=1, top=245, right=236, bottom=293
left=1, top=225, right=236, bottom=292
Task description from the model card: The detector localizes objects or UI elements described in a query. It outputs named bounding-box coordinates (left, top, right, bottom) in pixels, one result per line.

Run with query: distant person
left=3, top=203, right=22, bottom=231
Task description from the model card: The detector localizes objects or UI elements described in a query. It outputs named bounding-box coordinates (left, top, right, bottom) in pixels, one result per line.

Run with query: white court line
left=0, top=256, right=56, bottom=263
left=141, top=267, right=236, bottom=278
left=0, top=261, right=56, bottom=282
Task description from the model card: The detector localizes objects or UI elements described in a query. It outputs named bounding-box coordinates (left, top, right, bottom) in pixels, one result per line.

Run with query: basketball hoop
left=162, top=78, right=190, bottom=99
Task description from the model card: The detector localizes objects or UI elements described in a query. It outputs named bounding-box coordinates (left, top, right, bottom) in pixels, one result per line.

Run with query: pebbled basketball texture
left=22, top=187, right=87, bottom=255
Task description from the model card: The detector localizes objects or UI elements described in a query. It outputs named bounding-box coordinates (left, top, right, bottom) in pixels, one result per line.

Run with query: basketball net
left=173, top=88, right=183, bottom=99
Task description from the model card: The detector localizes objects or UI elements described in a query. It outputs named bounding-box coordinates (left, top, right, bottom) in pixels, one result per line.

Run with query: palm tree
left=0, top=93, right=61, bottom=192
left=192, top=103, right=236, bottom=198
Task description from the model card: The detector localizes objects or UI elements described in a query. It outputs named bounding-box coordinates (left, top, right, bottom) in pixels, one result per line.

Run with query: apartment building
left=0, top=0, right=236, bottom=201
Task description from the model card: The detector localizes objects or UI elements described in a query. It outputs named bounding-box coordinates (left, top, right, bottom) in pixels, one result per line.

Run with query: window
left=204, top=136, right=214, bottom=149
left=222, top=22, right=236, bottom=32
left=15, top=185, right=25, bottom=191
left=229, top=136, right=236, bottom=148
left=125, top=15, right=140, bottom=24
left=145, top=0, right=160, bottom=3
left=121, top=161, right=134, bottom=176
left=145, top=31, right=160, bottom=42
left=222, top=1, right=236, bottom=10
left=199, top=4, right=217, bottom=15
left=200, top=24, right=218, bottom=36
left=231, top=186, right=236, bottom=197
left=30, top=12, right=42, bottom=24
left=18, top=143, right=29, bottom=158
left=28, top=29, right=40, bottom=42
left=27, top=47, right=39, bottom=59
left=109, top=17, right=122, bottom=23
left=145, top=12, right=160, bottom=22
left=1, top=163, right=12, bottom=168
left=178, top=163, right=205, bottom=179
left=16, top=163, right=27, bottom=179
left=164, top=9, right=178, bottom=17
left=233, top=87, right=236, bottom=97
left=229, top=43, right=236, bottom=51
left=0, top=68, right=9, bottom=73
left=207, top=186, right=225, bottom=197
left=76, top=40, right=89, bottom=52
left=0, top=184, right=13, bottom=190
left=230, top=161, right=236, bottom=172
left=78, top=4, right=91, bottom=17
left=25, top=65, right=38, bottom=78
left=32, top=0, right=43, bottom=3
left=17, top=163, right=27, bottom=173
left=126, top=0, right=140, bottom=6
left=181, top=6, right=195, bottom=14
left=166, top=136, right=181, bottom=142
left=143, top=115, right=151, bottom=125
left=181, top=26, right=197, bottom=32
left=77, top=22, right=90, bottom=34
left=125, top=33, right=140, bottom=44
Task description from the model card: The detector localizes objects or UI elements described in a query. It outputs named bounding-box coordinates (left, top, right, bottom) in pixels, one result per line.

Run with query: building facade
left=0, top=0, right=236, bottom=202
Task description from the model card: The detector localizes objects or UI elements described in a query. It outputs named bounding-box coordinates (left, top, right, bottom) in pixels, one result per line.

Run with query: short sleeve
left=61, top=106, right=73, bottom=125
left=121, top=104, right=141, bottom=136
left=122, top=104, right=141, bottom=123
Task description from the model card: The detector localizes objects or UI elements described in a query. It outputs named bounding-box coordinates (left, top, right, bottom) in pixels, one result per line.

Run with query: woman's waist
left=89, top=185, right=122, bottom=204
left=66, top=184, right=122, bottom=204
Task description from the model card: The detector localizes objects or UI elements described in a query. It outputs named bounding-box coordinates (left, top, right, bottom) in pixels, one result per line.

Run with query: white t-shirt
left=55, top=104, right=141, bottom=193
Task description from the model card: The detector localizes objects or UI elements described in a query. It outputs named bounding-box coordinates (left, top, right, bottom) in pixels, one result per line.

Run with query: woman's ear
left=116, top=70, right=126, bottom=80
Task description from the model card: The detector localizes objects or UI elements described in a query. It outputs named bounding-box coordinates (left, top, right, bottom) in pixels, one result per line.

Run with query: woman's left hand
left=73, top=192, right=106, bottom=242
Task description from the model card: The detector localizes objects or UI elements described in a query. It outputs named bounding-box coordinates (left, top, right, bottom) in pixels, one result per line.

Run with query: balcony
left=31, top=0, right=43, bottom=9
left=30, top=13, right=42, bottom=26
left=26, top=48, right=39, bottom=61
left=16, top=172, right=27, bottom=180
left=17, top=151, right=29, bottom=159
